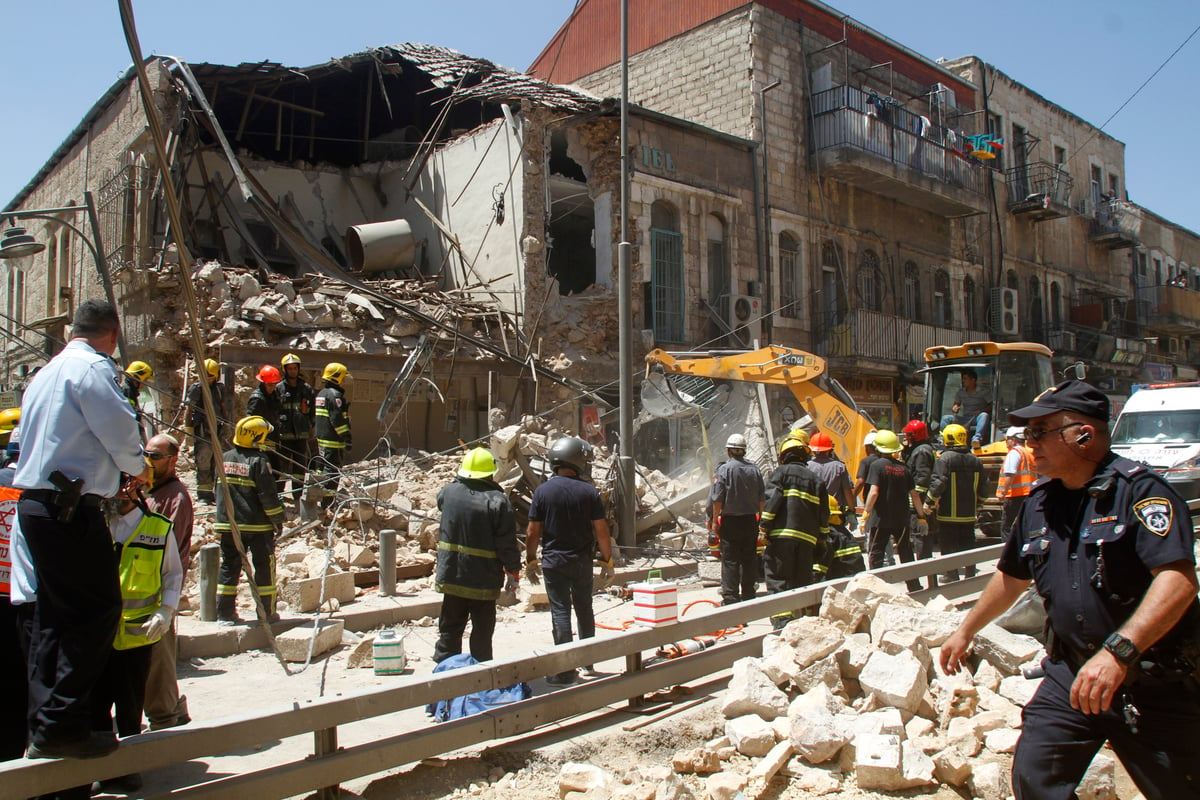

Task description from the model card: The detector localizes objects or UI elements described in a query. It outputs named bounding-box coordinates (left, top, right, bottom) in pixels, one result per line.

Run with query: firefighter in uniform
left=246, top=364, right=284, bottom=486
left=903, top=419, right=938, bottom=588
left=997, top=426, right=1035, bottom=540
left=926, top=423, right=985, bottom=582
left=215, top=416, right=284, bottom=625
left=814, top=496, right=866, bottom=580
left=123, top=360, right=153, bottom=441
left=312, top=362, right=351, bottom=510
left=185, top=358, right=231, bottom=503
left=277, top=353, right=315, bottom=503
left=709, top=433, right=765, bottom=606
left=941, top=380, right=1200, bottom=799
left=760, top=436, right=828, bottom=628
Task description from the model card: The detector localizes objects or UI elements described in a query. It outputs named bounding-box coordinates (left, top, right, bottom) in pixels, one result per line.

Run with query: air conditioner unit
left=730, top=294, right=762, bottom=345
left=1168, top=337, right=1181, bottom=356
left=1048, top=330, right=1076, bottom=353
left=989, top=287, right=1019, bottom=335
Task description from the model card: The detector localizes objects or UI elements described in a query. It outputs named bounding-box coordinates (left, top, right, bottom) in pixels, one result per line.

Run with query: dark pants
left=544, top=559, right=595, bottom=646
left=910, top=511, right=938, bottom=589
left=92, top=645, right=153, bottom=738
left=216, top=531, right=275, bottom=620
left=1002, top=496, right=1027, bottom=541
left=939, top=521, right=978, bottom=579
left=434, top=594, right=497, bottom=663
left=868, top=523, right=921, bottom=592
left=279, top=437, right=310, bottom=502
left=1014, top=659, right=1200, bottom=799
left=0, top=598, right=28, bottom=760
left=20, top=496, right=120, bottom=749
left=194, top=436, right=218, bottom=500
left=719, top=514, right=759, bottom=605
left=763, top=537, right=814, bottom=594
left=312, top=447, right=344, bottom=509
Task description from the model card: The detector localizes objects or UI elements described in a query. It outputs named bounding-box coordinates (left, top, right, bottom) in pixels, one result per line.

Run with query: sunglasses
left=145, top=452, right=173, bottom=461
left=1024, top=422, right=1082, bottom=442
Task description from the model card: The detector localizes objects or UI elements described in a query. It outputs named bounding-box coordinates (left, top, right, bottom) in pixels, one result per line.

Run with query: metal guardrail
left=0, top=546, right=1003, bottom=799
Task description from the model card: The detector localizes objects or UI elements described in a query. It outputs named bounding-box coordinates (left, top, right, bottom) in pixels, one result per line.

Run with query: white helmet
left=863, top=431, right=877, bottom=448
left=726, top=433, right=748, bottom=450
left=1005, top=426, right=1026, bottom=440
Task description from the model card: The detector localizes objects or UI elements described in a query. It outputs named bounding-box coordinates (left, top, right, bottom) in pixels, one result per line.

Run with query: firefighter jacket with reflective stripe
left=186, top=380, right=230, bottom=436
left=113, top=509, right=177, bottom=650
left=277, top=377, right=315, bottom=441
left=997, top=445, right=1036, bottom=500
left=314, top=385, right=351, bottom=449
left=928, top=447, right=985, bottom=523
left=434, top=476, right=520, bottom=600
left=814, top=523, right=865, bottom=579
left=761, top=463, right=829, bottom=547
left=906, top=442, right=936, bottom=497
left=215, top=446, right=284, bottom=534
left=246, top=385, right=282, bottom=451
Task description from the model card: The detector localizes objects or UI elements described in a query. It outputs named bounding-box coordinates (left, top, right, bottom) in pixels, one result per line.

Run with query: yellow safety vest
left=114, top=510, right=173, bottom=651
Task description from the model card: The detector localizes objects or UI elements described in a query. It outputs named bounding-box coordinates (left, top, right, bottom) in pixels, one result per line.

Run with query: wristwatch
left=1103, top=632, right=1140, bottom=667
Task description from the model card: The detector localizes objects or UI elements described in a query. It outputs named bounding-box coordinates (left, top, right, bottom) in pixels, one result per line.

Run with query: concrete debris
left=1077, top=754, right=1117, bottom=800
left=559, top=763, right=615, bottom=798
left=724, top=715, right=776, bottom=757
left=973, top=623, right=1044, bottom=675
left=703, top=772, right=746, bottom=800
left=275, top=619, right=345, bottom=662
left=778, top=616, right=844, bottom=668
left=967, top=760, right=1011, bottom=800
left=671, top=749, right=721, bottom=775
left=857, top=650, right=928, bottom=714
left=721, top=658, right=789, bottom=720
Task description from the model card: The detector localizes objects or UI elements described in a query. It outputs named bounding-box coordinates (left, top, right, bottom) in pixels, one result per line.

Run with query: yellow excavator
left=641, top=346, right=877, bottom=479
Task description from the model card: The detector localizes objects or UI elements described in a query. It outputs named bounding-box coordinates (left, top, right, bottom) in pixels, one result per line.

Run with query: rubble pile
left=546, top=573, right=1121, bottom=800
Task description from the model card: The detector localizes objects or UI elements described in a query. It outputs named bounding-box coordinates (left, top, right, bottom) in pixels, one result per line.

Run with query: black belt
left=21, top=489, right=105, bottom=508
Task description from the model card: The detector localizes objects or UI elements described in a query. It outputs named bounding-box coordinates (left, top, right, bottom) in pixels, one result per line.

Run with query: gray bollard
left=199, top=543, right=221, bottom=622
left=379, top=529, right=397, bottom=596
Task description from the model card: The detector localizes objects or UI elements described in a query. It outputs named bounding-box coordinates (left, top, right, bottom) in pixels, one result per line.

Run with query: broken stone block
left=976, top=687, right=1023, bottom=728
left=788, top=706, right=849, bottom=764
left=791, top=763, right=842, bottom=795
left=818, top=585, right=869, bottom=631
left=1078, top=753, right=1116, bottom=800
left=303, top=550, right=340, bottom=578
left=984, top=727, right=1021, bottom=754
left=879, top=629, right=932, bottom=672
left=333, top=541, right=375, bottom=568
left=792, top=653, right=844, bottom=696
left=924, top=594, right=955, bottom=612
left=346, top=635, right=375, bottom=669
left=932, top=747, right=972, bottom=786
left=854, top=733, right=904, bottom=791
left=998, top=673, right=1040, bottom=707
left=933, top=680, right=979, bottom=727
left=858, top=650, right=928, bottom=714
left=974, top=623, right=1044, bottom=675
left=652, top=771, right=689, bottom=800
left=905, top=716, right=935, bottom=740
left=559, top=763, right=613, bottom=798
left=761, top=634, right=799, bottom=686
left=278, top=571, right=356, bottom=613
left=945, top=716, right=982, bottom=757
left=859, top=708, right=905, bottom=737
left=362, top=480, right=400, bottom=502
left=725, top=715, right=776, bottom=757
left=789, top=683, right=847, bottom=718
left=900, top=741, right=937, bottom=789
left=967, top=760, right=1011, bottom=800
left=835, top=632, right=875, bottom=680
left=671, top=748, right=720, bottom=775
left=704, top=772, right=745, bottom=800
left=844, top=572, right=911, bottom=610
left=276, top=619, right=344, bottom=662
left=721, top=658, right=789, bottom=720
left=280, top=542, right=308, bottom=565
left=779, top=616, right=844, bottom=668
left=973, top=658, right=1003, bottom=692
left=870, top=603, right=964, bottom=648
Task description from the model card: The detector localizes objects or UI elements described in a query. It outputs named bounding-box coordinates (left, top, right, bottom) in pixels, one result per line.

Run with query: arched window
left=903, top=261, right=922, bottom=322
left=1028, top=277, right=1044, bottom=341
left=1050, top=281, right=1063, bottom=328
left=779, top=232, right=801, bottom=319
left=857, top=248, right=882, bottom=312
left=963, top=276, right=977, bottom=330
left=706, top=214, right=728, bottom=313
left=933, top=268, right=952, bottom=327
left=650, top=200, right=684, bottom=343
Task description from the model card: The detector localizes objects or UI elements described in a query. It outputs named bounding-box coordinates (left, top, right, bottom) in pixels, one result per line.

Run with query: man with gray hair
left=709, top=433, right=765, bottom=605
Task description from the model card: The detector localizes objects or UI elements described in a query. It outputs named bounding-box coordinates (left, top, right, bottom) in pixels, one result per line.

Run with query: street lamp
left=0, top=190, right=128, bottom=364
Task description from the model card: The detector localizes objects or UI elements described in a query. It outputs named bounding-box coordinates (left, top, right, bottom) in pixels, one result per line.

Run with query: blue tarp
left=425, top=654, right=533, bottom=722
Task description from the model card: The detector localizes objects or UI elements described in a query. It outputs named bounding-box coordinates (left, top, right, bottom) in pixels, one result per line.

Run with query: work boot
left=216, top=595, right=240, bottom=626
left=546, top=670, right=578, bottom=686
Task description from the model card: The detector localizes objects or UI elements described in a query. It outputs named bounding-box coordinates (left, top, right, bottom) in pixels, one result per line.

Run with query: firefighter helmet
left=281, top=353, right=302, bottom=367
left=863, top=431, right=877, bottom=449
left=548, top=436, right=592, bottom=475
left=902, top=419, right=929, bottom=443
left=203, top=358, right=220, bottom=381
left=322, top=362, right=350, bottom=386
left=0, top=407, right=19, bottom=435
left=782, top=428, right=810, bottom=450
left=809, top=431, right=835, bottom=452
left=125, top=361, right=153, bottom=382
left=779, top=437, right=809, bottom=463
left=256, top=365, right=282, bottom=384
left=873, top=429, right=903, bottom=454
left=942, top=423, right=969, bottom=448
left=458, top=447, right=497, bottom=479
left=233, top=415, right=273, bottom=449
left=726, top=433, right=748, bottom=450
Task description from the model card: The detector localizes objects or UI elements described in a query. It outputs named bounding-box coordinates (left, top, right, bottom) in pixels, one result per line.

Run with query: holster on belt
left=48, top=470, right=84, bottom=523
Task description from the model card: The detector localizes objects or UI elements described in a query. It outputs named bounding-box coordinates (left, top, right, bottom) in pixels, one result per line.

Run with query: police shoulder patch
left=1133, top=497, right=1173, bottom=537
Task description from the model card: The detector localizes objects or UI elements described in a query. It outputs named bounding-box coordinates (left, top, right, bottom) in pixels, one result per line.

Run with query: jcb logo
left=824, top=407, right=851, bottom=438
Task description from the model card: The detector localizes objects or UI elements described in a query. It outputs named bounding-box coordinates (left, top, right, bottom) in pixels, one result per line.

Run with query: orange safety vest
left=997, top=445, right=1036, bottom=500
left=0, top=486, right=21, bottom=596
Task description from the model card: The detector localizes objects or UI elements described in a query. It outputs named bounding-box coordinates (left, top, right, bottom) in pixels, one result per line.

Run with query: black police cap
left=1008, top=379, right=1110, bottom=424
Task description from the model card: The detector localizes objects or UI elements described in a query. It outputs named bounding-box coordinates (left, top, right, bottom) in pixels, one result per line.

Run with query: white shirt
left=109, top=506, right=184, bottom=611
left=7, top=510, right=36, bottom=605
left=14, top=340, right=144, bottom=496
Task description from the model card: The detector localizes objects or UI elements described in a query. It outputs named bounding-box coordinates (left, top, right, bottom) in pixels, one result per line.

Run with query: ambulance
left=1110, top=382, right=1200, bottom=525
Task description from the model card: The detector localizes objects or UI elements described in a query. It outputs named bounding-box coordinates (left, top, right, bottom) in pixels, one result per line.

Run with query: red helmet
left=902, top=419, right=929, bottom=443
left=809, top=431, right=835, bottom=452
left=256, top=364, right=282, bottom=384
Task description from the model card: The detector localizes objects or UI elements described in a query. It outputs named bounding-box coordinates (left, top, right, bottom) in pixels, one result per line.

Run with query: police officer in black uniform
left=940, top=380, right=1200, bottom=800
left=709, top=433, right=765, bottom=606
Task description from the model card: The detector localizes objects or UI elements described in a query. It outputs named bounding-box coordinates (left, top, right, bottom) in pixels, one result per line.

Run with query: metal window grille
left=779, top=239, right=800, bottom=319
left=651, top=229, right=685, bottom=343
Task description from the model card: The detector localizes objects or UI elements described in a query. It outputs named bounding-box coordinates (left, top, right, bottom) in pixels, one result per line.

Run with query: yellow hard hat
left=458, top=447, right=497, bottom=479
left=125, top=360, right=153, bottom=381
left=233, top=415, right=273, bottom=449
left=942, top=423, right=969, bottom=448
left=281, top=352, right=302, bottom=367
left=0, top=407, right=19, bottom=435
left=203, top=358, right=220, bottom=381
left=873, top=429, right=903, bottom=454
left=322, top=362, right=350, bottom=386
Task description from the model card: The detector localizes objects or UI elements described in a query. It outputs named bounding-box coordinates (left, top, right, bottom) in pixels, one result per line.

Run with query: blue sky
left=4, top=1, right=1198, bottom=233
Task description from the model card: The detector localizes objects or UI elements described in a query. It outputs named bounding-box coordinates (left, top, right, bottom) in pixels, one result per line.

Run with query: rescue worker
left=903, top=418, right=939, bottom=589
left=185, top=358, right=231, bottom=503
left=814, top=496, right=866, bottom=580
left=525, top=436, right=613, bottom=685
left=123, top=361, right=154, bottom=443
left=277, top=353, right=316, bottom=504
left=215, top=416, right=284, bottom=625
left=997, top=426, right=1035, bottom=541
left=807, top=431, right=857, bottom=530
left=0, top=407, right=18, bottom=452
left=141, top=433, right=194, bottom=731
left=861, top=429, right=927, bottom=592
left=708, top=433, right=765, bottom=606
left=312, top=362, right=351, bottom=510
left=940, top=380, right=1200, bottom=799
left=925, top=423, right=985, bottom=582
left=433, top=448, right=520, bottom=664
left=760, top=436, right=828, bottom=629
left=246, top=364, right=284, bottom=485
left=852, top=431, right=881, bottom=502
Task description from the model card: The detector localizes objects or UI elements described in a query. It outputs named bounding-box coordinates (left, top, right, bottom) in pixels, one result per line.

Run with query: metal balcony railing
left=810, top=86, right=986, bottom=196
left=811, top=309, right=987, bottom=363
left=1089, top=198, right=1141, bottom=246
left=1005, top=162, right=1072, bottom=210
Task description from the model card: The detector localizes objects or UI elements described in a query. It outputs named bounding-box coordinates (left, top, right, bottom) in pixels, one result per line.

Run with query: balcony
left=1005, top=162, right=1072, bottom=220
left=1089, top=199, right=1141, bottom=249
left=810, top=86, right=988, bottom=217
left=811, top=309, right=986, bottom=364
left=1137, top=284, right=1200, bottom=334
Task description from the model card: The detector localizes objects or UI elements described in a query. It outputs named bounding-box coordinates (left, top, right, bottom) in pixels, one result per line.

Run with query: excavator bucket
left=640, top=372, right=701, bottom=419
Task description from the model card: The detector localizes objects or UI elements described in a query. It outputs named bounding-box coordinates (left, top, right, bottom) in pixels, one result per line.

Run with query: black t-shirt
left=866, top=457, right=913, bottom=528
left=528, top=474, right=606, bottom=569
